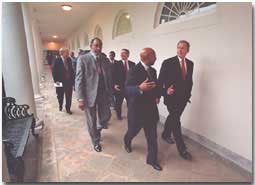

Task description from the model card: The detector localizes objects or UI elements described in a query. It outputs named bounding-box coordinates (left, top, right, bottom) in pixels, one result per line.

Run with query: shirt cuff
left=137, top=86, right=143, bottom=95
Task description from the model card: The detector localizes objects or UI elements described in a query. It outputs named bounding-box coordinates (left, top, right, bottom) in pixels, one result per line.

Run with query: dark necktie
left=64, top=58, right=69, bottom=71
left=64, top=58, right=70, bottom=79
left=146, top=67, right=153, bottom=82
left=96, top=56, right=102, bottom=75
left=181, top=58, right=186, bottom=80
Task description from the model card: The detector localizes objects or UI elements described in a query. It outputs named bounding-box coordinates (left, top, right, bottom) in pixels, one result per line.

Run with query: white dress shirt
left=122, top=60, right=130, bottom=71
left=61, top=56, right=65, bottom=63
left=90, top=51, right=98, bottom=59
left=109, top=59, right=115, bottom=64
left=140, top=61, right=149, bottom=70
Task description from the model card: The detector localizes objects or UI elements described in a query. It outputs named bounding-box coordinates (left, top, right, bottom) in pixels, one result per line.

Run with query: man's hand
left=167, top=85, right=175, bottom=96
left=78, top=100, right=85, bottom=110
left=139, top=78, right=156, bottom=92
left=114, top=85, right=121, bottom=91
left=155, top=98, right=160, bottom=104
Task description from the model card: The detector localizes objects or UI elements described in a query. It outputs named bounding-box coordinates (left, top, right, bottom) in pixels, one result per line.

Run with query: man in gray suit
left=75, top=38, right=112, bottom=152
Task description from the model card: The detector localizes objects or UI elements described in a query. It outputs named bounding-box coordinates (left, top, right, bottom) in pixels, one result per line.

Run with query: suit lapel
left=186, top=60, right=191, bottom=78
left=128, top=60, right=132, bottom=68
left=100, top=56, right=107, bottom=75
left=89, top=53, right=97, bottom=72
left=137, top=62, right=148, bottom=81
left=174, top=56, right=182, bottom=79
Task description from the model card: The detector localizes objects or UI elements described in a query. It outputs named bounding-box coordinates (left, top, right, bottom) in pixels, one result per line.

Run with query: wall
left=66, top=3, right=252, bottom=163
left=43, top=41, right=65, bottom=50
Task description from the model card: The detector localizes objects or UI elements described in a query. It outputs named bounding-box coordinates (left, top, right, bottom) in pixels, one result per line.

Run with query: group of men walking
left=52, top=37, right=194, bottom=171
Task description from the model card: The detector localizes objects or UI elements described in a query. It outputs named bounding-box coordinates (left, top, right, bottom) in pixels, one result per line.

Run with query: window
left=94, top=25, right=103, bottom=40
left=159, top=2, right=216, bottom=24
left=113, top=11, right=132, bottom=38
left=84, top=32, right=89, bottom=46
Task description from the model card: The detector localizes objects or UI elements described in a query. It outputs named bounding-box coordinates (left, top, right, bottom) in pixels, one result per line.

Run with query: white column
left=2, top=2, right=36, bottom=115
left=21, top=3, right=43, bottom=99
left=32, top=23, right=45, bottom=82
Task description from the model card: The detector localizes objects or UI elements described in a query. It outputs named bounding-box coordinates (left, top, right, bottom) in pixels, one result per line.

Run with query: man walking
left=75, top=38, right=112, bottom=152
left=53, top=48, right=74, bottom=114
left=124, top=48, right=162, bottom=171
left=158, top=40, right=194, bottom=160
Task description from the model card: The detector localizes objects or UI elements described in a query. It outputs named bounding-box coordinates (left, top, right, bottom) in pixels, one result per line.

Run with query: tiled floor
left=35, top=66, right=252, bottom=182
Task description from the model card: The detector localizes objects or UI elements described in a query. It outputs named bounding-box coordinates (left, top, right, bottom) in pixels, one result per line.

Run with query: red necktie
left=124, top=61, right=128, bottom=73
left=181, top=58, right=186, bottom=80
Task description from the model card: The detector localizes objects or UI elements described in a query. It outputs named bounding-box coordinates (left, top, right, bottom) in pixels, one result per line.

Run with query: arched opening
left=94, top=25, right=103, bottom=40
left=112, top=10, right=132, bottom=39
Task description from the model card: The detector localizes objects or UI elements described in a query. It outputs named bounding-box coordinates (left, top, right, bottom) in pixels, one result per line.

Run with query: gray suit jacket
left=75, top=52, right=113, bottom=107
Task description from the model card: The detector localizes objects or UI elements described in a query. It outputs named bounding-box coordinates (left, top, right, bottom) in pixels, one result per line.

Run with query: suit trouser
left=115, top=92, right=128, bottom=118
left=56, top=83, right=73, bottom=110
left=84, top=91, right=111, bottom=146
left=162, top=101, right=187, bottom=153
left=124, top=121, right=158, bottom=164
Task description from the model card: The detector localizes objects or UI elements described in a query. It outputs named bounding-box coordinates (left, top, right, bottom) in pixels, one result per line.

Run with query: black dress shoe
left=102, top=125, right=108, bottom=129
left=162, top=135, right=175, bottom=144
left=180, top=151, right=192, bottom=161
left=147, top=163, right=162, bottom=171
left=124, top=143, right=132, bottom=153
left=97, top=124, right=108, bottom=131
left=59, top=106, right=63, bottom=111
left=66, top=110, right=72, bottom=115
left=94, top=144, right=102, bottom=152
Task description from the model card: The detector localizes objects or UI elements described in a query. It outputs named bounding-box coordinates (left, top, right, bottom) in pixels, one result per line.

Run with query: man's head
left=70, top=51, right=75, bottom=57
left=109, top=51, right=116, bottom=60
left=120, top=49, right=129, bottom=61
left=78, top=49, right=84, bottom=56
left=90, top=37, right=102, bottom=55
left=140, top=48, right=157, bottom=66
left=177, top=40, right=190, bottom=59
left=59, top=48, right=69, bottom=58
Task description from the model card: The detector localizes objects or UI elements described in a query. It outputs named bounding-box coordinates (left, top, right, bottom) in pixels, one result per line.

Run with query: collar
left=90, top=51, right=99, bottom=59
left=177, top=56, right=186, bottom=62
left=61, top=56, right=65, bottom=62
left=140, top=61, right=150, bottom=70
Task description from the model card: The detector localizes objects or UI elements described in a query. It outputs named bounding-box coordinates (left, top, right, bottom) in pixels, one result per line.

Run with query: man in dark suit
left=53, top=48, right=75, bottom=115
left=108, top=51, right=118, bottom=108
left=124, top=48, right=162, bottom=171
left=158, top=40, right=194, bottom=160
left=112, top=49, right=135, bottom=120
left=108, top=51, right=117, bottom=64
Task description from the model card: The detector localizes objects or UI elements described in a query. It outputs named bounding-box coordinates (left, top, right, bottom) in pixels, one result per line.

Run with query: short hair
left=177, top=40, right=190, bottom=51
left=59, top=48, right=69, bottom=56
left=121, top=48, right=130, bottom=55
left=90, top=37, right=102, bottom=46
left=78, top=49, right=84, bottom=55
left=109, top=51, right=116, bottom=56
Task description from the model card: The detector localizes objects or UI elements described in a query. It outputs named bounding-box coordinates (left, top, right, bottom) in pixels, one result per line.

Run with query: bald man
left=123, top=48, right=162, bottom=171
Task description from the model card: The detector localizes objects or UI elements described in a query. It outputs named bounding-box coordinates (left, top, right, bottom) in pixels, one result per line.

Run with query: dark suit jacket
left=125, top=62, right=160, bottom=125
left=112, top=60, right=135, bottom=93
left=158, top=56, right=193, bottom=105
left=53, top=57, right=75, bottom=86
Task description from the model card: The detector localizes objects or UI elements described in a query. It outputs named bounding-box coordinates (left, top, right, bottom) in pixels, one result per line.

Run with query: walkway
left=36, top=66, right=252, bottom=182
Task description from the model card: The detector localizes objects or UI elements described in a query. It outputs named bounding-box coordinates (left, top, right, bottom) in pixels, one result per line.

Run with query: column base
left=34, top=94, right=44, bottom=100
left=34, top=118, right=44, bottom=135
